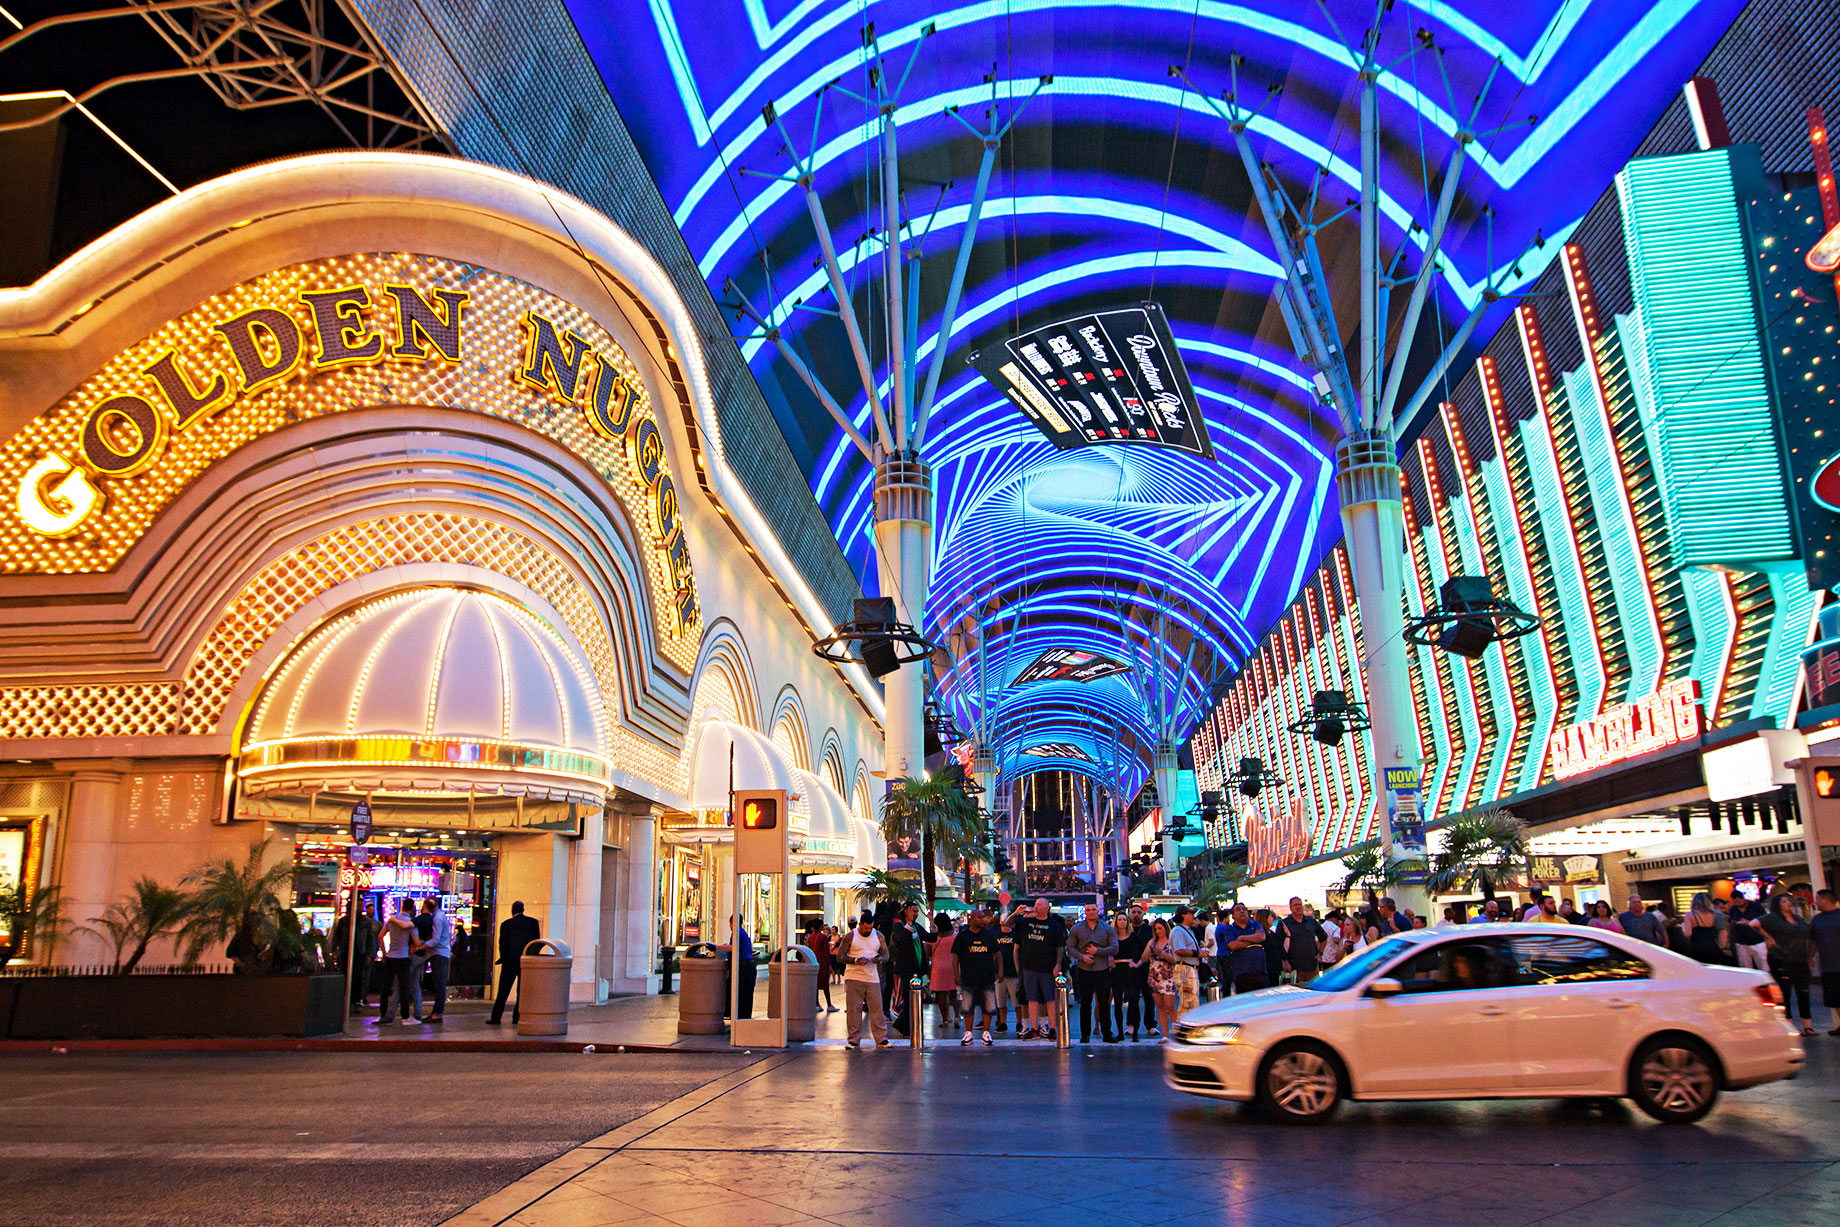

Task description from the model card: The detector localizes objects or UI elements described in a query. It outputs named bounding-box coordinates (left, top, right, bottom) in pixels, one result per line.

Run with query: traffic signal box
left=734, top=789, right=788, bottom=874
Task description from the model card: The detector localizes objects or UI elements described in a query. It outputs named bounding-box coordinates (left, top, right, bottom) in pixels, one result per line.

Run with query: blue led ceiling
left=571, top=0, right=1742, bottom=789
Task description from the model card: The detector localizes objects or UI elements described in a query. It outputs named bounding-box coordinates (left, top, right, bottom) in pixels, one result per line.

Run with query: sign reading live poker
left=975, top=302, right=1213, bottom=458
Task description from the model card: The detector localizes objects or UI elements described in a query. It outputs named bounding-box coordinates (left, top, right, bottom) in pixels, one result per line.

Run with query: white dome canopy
left=790, top=768, right=855, bottom=863
left=687, top=720, right=795, bottom=811
left=239, top=588, right=608, bottom=800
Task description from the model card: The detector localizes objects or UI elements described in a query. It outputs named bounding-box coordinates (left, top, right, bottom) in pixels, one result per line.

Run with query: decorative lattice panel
left=0, top=683, right=180, bottom=739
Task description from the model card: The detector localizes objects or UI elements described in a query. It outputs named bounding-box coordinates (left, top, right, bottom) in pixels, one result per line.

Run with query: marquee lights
left=0, top=254, right=698, bottom=640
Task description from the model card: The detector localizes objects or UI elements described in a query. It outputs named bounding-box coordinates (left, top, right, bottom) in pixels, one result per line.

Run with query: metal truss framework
left=0, top=0, right=446, bottom=152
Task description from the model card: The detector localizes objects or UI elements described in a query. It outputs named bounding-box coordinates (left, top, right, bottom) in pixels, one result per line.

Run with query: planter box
left=4, top=973, right=345, bottom=1039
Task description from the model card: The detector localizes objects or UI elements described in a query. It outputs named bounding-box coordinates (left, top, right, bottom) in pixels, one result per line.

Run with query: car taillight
left=1755, top=983, right=1784, bottom=1009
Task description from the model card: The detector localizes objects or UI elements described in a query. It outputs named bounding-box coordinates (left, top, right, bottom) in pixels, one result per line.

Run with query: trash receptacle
left=677, top=944, right=729, bottom=1035
left=767, top=945, right=819, bottom=1043
left=515, top=939, right=573, bottom=1036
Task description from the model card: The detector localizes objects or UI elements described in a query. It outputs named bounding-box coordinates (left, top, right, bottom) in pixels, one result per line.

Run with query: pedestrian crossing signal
left=1818, top=767, right=1837, bottom=799
left=741, top=797, right=778, bottom=829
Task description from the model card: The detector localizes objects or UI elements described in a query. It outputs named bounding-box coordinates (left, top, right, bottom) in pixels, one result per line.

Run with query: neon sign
left=339, top=864, right=441, bottom=892
left=1546, top=678, right=1703, bottom=781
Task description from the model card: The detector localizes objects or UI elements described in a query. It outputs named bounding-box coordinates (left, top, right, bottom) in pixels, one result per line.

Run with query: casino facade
left=0, top=153, right=887, bottom=995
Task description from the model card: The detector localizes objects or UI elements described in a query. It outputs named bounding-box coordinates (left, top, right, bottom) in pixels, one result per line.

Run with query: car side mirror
left=1366, top=977, right=1403, bottom=998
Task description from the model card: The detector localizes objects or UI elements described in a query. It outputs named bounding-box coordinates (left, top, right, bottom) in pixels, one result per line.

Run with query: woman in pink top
left=1586, top=900, right=1625, bottom=934
left=930, top=912, right=960, bottom=1030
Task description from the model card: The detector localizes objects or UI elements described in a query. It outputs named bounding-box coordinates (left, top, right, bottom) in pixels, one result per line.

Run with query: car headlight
left=1173, top=1023, right=1242, bottom=1046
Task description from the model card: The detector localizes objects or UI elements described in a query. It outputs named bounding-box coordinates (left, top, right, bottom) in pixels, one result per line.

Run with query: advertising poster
left=1384, top=766, right=1427, bottom=886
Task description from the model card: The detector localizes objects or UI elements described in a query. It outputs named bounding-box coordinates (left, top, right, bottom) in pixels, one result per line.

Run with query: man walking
left=487, top=900, right=540, bottom=1026
left=889, top=902, right=928, bottom=1037
left=1618, top=895, right=1667, bottom=945
left=1066, top=903, right=1120, bottom=1043
left=419, top=898, right=453, bottom=1022
left=1811, top=890, right=1840, bottom=1037
left=1276, top=897, right=1328, bottom=985
left=1169, top=905, right=1202, bottom=1015
left=1008, top=898, right=1068, bottom=1039
left=835, top=912, right=891, bottom=1048
left=1218, top=902, right=1268, bottom=994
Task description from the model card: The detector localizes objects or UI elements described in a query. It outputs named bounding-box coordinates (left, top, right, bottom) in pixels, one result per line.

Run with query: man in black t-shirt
left=1007, top=899, right=1068, bottom=1039
left=1276, top=896, right=1328, bottom=985
left=952, top=909, right=1000, bottom=1045
left=993, top=916, right=1020, bottom=1033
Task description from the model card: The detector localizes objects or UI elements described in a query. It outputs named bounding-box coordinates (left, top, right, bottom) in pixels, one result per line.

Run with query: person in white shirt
left=371, top=900, right=424, bottom=1025
left=835, top=913, right=890, bottom=1048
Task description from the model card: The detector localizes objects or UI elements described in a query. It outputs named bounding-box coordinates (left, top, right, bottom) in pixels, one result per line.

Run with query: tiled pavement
left=446, top=1039, right=1840, bottom=1227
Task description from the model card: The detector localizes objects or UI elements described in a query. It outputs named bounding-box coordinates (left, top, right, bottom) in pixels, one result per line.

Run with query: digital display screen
left=1022, top=743, right=1093, bottom=761
left=1012, top=647, right=1130, bottom=685
left=975, top=303, right=1210, bottom=457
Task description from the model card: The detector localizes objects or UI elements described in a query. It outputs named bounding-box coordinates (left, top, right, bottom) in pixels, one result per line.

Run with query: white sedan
left=1164, top=923, right=1803, bottom=1124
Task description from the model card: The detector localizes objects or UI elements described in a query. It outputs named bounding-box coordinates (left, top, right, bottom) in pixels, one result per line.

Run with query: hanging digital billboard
left=1011, top=647, right=1130, bottom=685
left=973, top=303, right=1212, bottom=458
left=1022, top=743, right=1093, bottom=761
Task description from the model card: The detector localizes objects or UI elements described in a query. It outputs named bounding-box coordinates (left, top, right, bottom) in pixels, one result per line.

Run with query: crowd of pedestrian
left=768, top=880, right=1840, bottom=1048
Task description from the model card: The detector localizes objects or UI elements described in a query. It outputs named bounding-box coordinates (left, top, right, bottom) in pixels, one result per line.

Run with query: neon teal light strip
left=1616, top=150, right=1796, bottom=565
left=1756, top=567, right=1822, bottom=724
left=1518, top=410, right=1606, bottom=724
left=1479, top=454, right=1557, bottom=795
left=1680, top=567, right=1736, bottom=722
left=1561, top=362, right=1662, bottom=702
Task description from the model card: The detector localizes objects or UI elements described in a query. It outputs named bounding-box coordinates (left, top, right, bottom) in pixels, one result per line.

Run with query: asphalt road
left=0, top=1051, right=758, bottom=1227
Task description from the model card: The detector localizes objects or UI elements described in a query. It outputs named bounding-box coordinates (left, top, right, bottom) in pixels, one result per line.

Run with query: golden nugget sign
left=1546, top=677, right=1702, bottom=781
left=7, top=253, right=696, bottom=633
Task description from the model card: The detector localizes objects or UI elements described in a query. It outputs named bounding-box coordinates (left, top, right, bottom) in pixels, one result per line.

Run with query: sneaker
left=845, top=1040, right=860, bottom=1049
left=826, top=1005, right=839, bottom=1013
left=1020, top=1027, right=1039, bottom=1040
left=961, top=1033, right=973, bottom=1046
left=372, top=1018, right=394, bottom=1026
left=876, top=1039, right=892, bottom=1048
left=982, top=1030, right=993, bottom=1046
left=484, top=1018, right=502, bottom=1026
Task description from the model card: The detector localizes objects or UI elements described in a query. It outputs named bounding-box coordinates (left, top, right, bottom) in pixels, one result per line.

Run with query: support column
left=1154, top=743, right=1180, bottom=881
left=873, top=452, right=934, bottom=784
left=567, top=807, right=604, bottom=1004
left=1337, top=433, right=1428, bottom=911
left=51, top=760, right=130, bottom=966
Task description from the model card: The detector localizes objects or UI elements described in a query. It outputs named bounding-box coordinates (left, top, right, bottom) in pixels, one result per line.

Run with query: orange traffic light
left=741, top=797, right=778, bottom=830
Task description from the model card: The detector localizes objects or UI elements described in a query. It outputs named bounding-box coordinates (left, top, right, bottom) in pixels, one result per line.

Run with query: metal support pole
left=873, top=455, right=933, bottom=788
left=1054, top=975, right=1071, bottom=1048
left=1358, top=70, right=1380, bottom=428
left=881, top=114, right=909, bottom=450
left=909, top=976, right=926, bottom=1050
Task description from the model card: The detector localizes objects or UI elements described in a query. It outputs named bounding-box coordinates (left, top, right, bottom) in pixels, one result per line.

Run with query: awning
left=688, top=720, right=795, bottom=811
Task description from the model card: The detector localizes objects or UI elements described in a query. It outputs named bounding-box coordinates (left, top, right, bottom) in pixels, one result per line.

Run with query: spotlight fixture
left=813, top=597, right=940, bottom=678
left=1225, top=756, right=1285, bottom=799
left=1403, top=576, right=1541, bottom=659
left=1285, top=689, right=1372, bottom=746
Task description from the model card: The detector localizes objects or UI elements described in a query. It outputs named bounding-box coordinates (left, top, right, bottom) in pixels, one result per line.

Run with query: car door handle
left=1605, top=999, right=1636, bottom=1011
left=1478, top=1007, right=1508, bottom=1018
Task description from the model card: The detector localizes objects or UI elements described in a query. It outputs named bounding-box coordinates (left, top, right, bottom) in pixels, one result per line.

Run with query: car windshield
left=1303, top=938, right=1410, bottom=992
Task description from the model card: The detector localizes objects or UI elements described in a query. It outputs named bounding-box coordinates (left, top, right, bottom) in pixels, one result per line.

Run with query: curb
left=0, top=1037, right=738, bottom=1055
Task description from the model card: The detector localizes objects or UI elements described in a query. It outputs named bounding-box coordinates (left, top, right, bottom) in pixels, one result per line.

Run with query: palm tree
left=1190, top=863, right=1252, bottom=912
left=1339, top=842, right=1406, bottom=908
left=1426, top=808, right=1529, bottom=903
left=84, top=878, right=193, bottom=973
left=880, top=765, right=982, bottom=908
left=180, top=840, right=297, bottom=972
left=855, top=867, right=922, bottom=912
left=0, top=880, right=68, bottom=965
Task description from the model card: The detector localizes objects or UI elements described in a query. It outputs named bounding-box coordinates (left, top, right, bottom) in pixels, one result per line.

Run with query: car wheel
left=1630, top=1037, right=1720, bottom=1125
left=1257, top=1041, right=1342, bottom=1125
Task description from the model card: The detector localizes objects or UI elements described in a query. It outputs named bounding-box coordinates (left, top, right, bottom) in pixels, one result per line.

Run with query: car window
left=1302, top=938, right=1409, bottom=992
left=1507, top=934, right=1650, bottom=985
left=1386, top=939, right=1514, bottom=994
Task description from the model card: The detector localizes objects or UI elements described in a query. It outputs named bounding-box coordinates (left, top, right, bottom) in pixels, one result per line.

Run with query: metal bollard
left=909, top=977, right=926, bottom=1050
left=1205, top=982, right=1222, bottom=1003
left=1054, top=975, right=1071, bottom=1050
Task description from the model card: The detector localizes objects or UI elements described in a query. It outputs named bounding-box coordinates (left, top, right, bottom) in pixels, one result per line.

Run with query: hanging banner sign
left=974, top=302, right=1212, bottom=458
left=1546, top=677, right=1703, bottom=781
left=1384, top=766, right=1427, bottom=886
left=1011, top=647, right=1129, bottom=685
